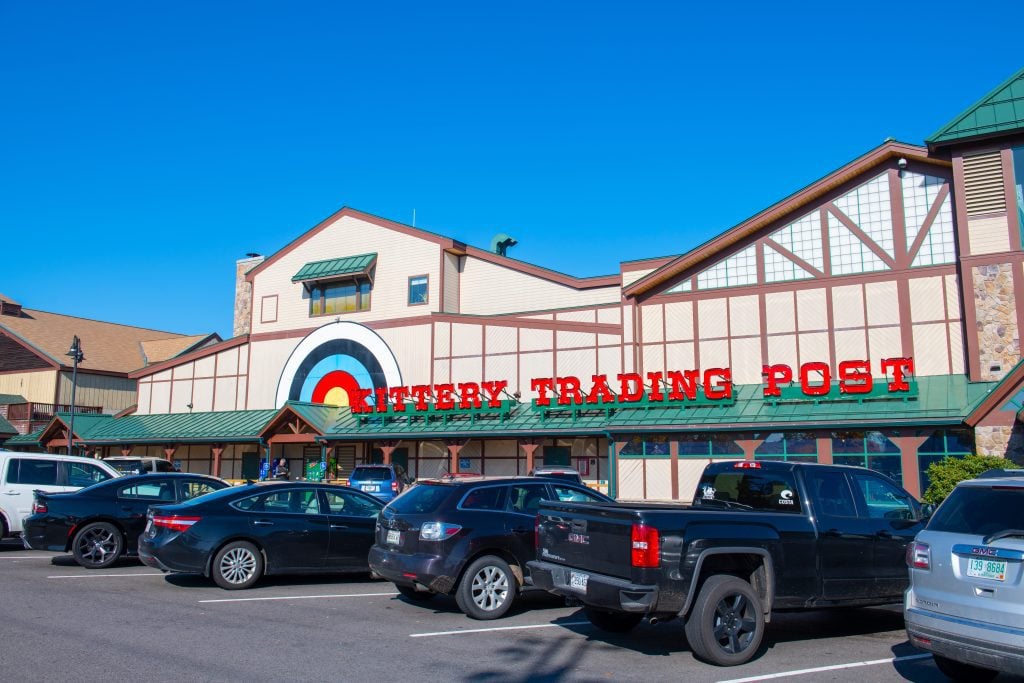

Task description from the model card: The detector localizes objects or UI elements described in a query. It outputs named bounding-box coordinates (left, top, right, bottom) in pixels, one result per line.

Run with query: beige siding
left=798, top=332, right=829, bottom=366
left=949, top=323, right=965, bottom=374
left=150, top=379, right=171, bottom=413
left=765, top=291, right=795, bottom=333
left=645, top=460, right=673, bottom=500
left=597, top=307, right=621, bottom=325
left=866, top=282, right=900, bottom=326
left=451, top=323, right=483, bottom=358
left=519, top=328, right=553, bottom=353
left=617, top=459, right=644, bottom=500
left=913, top=323, right=949, bottom=376
left=56, top=372, right=136, bottom=414
left=597, top=345, right=623, bottom=378
left=767, top=334, right=798, bottom=367
left=485, top=326, right=517, bottom=354
left=250, top=215, right=443, bottom=335
left=699, top=338, right=729, bottom=369
left=697, top=298, right=728, bottom=339
left=450, top=356, right=483, bottom=385
left=556, top=310, right=596, bottom=323
left=459, top=256, right=619, bottom=314
left=621, top=268, right=656, bottom=287
left=909, top=277, right=945, bottom=323
left=664, top=301, right=693, bottom=342
left=485, top=354, right=517, bottom=389
left=443, top=252, right=461, bottom=313
left=945, top=275, right=962, bottom=320
left=677, top=460, right=710, bottom=503
left=729, top=295, right=759, bottom=337
left=834, top=329, right=867, bottom=362
left=214, top=377, right=238, bottom=411
left=0, top=370, right=56, bottom=405
left=968, top=215, right=1011, bottom=255
left=557, top=330, right=595, bottom=349
left=868, top=327, right=902, bottom=372
left=641, top=305, right=664, bottom=344
left=730, top=337, right=762, bottom=384
left=137, top=381, right=152, bottom=414
left=247, top=337, right=303, bottom=409
left=558, top=348, right=596, bottom=380
left=796, top=288, right=827, bottom=331
left=190, top=378, right=214, bottom=412
left=519, top=352, right=553, bottom=399
left=434, top=322, right=451, bottom=358
left=832, top=285, right=865, bottom=329
left=376, top=325, right=432, bottom=387
left=642, top=344, right=665, bottom=375
left=665, top=341, right=695, bottom=370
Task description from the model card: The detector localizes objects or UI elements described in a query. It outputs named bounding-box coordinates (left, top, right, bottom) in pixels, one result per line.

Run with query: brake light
left=391, top=480, right=399, bottom=492
left=152, top=515, right=202, bottom=533
left=419, top=522, right=462, bottom=541
left=32, top=500, right=47, bottom=514
left=907, top=541, right=930, bottom=570
left=734, top=461, right=761, bottom=469
left=631, top=523, right=660, bottom=568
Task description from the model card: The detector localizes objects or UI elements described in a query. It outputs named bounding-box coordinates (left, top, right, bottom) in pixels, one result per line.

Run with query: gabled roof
left=4, top=428, right=43, bottom=446
left=0, top=394, right=26, bottom=405
left=0, top=414, right=16, bottom=436
left=623, top=141, right=946, bottom=298
left=0, top=307, right=218, bottom=374
left=292, top=253, right=377, bottom=283
left=260, top=401, right=345, bottom=438
left=41, top=409, right=278, bottom=445
left=140, top=334, right=220, bottom=366
left=965, top=357, right=1024, bottom=427
left=130, top=335, right=249, bottom=379
left=928, top=67, right=1024, bottom=147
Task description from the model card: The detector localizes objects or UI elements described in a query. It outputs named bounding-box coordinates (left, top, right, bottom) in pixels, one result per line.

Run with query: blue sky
left=1, top=2, right=1020, bottom=339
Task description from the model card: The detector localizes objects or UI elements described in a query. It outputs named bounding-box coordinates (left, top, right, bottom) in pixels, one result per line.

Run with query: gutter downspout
left=603, top=430, right=618, bottom=499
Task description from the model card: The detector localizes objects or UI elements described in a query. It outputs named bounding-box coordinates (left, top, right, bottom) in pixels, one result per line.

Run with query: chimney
left=233, top=254, right=264, bottom=337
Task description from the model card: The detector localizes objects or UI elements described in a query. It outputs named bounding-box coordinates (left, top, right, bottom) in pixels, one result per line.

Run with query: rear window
left=350, top=466, right=393, bottom=481
left=693, top=468, right=802, bottom=513
left=928, top=485, right=1024, bottom=535
left=386, top=483, right=451, bottom=514
left=108, top=460, right=144, bottom=474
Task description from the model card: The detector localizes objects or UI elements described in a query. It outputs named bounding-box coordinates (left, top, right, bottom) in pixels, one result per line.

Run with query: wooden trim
left=260, top=295, right=279, bottom=324
left=463, top=245, right=620, bottom=290
left=896, top=279, right=915, bottom=359
left=1004, top=147, right=1022, bottom=250
left=763, top=238, right=825, bottom=278
left=621, top=255, right=677, bottom=272
left=890, top=169, right=909, bottom=269
left=827, top=204, right=897, bottom=269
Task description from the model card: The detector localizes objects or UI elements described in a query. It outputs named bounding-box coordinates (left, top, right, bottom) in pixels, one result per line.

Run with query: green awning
left=5, top=428, right=43, bottom=446
left=928, top=67, right=1024, bottom=145
left=54, top=409, right=278, bottom=445
left=292, top=253, right=377, bottom=283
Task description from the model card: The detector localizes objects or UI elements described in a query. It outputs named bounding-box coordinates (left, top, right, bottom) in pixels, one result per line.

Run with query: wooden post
left=163, top=445, right=177, bottom=463
left=520, top=442, right=539, bottom=474
left=211, top=444, right=224, bottom=478
left=445, top=441, right=466, bottom=474
left=120, top=445, right=133, bottom=457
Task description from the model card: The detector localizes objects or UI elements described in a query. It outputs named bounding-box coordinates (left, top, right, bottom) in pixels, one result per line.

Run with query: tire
left=72, top=522, right=124, bottom=569
left=396, top=583, right=436, bottom=602
left=684, top=574, right=765, bottom=666
left=455, top=555, right=517, bottom=620
left=212, top=541, right=263, bottom=590
left=932, top=655, right=998, bottom=682
left=584, top=606, right=643, bottom=633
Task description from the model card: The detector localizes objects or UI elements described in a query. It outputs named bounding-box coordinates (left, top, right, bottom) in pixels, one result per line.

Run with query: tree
left=922, top=454, right=1011, bottom=504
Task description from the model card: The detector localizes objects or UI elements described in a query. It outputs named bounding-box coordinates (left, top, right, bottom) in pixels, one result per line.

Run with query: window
left=64, top=461, right=114, bottom=487
left=693, top=469, right=802, bottom=513
left=803, top=470, right=857, bottom=517
left=459, top=486, right=505, bottom=510
left=323, top=490, right=381, bottom=517
left=621, top=435, right=671, bottom=456
left=850, top=473, right=914, bottom=520
left=310, top=279, right=371, bottom=316
left=551, top=485, right=607, bottom=503
left=7, top=459, right=58, bottom=486
left=831, top=431, right=901, bottom=483
left=1015, top=145, right=1024, bottom=245
left=181, top=481, right=222, bottom=501
left=928, top=485, right=1024, bottom=535
left=119, top=481, right=174, bottom=500
left=233, top=489, right=320, bottom=514
left=754, top=432, right=818, bottom=461
left=408, top=275, right=428, bottom=306
left=506, top=484, right=548, bottom=515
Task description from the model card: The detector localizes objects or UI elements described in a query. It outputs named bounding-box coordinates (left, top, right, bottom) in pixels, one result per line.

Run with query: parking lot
left=0, top=539, right=1001, bottom=682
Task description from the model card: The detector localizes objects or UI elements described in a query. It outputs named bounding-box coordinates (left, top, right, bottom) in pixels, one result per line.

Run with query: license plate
left=569, top=571, right=588, bottom=591
left=967, top=557, right=1007, bottom=581
left=362, top=484, right=379, bottom=492
left=386, top=529, right=400, bottom=545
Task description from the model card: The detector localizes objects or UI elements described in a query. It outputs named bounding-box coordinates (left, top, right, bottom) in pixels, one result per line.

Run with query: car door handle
left=330, top=524, right=349, bottom=530
left=876, top=530, right=894, bottom=539
left=3, top=491, right=19, bottom=496
left=253, top=520, right=274, bottom=526
left=511, top=526, right=531, bottom=533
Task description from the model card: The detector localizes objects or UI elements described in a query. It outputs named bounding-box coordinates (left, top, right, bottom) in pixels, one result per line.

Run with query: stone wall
left=973, top=263, right=1020, bottom=381
left=974, top=424, right=1024, bottom=462
left=233, top=255, right=264, bottom=337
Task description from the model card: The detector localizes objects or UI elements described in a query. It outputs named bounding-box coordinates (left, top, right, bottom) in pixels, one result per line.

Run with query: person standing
left=274, top=458, right=290, bottom=480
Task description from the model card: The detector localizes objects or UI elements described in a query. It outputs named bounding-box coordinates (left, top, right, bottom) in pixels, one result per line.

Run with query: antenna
left=412, top=209, right=416, bottom=227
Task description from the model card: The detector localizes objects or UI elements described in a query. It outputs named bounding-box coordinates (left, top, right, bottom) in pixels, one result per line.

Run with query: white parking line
left=0, top=555, right=54, bottom=559
left=410, top=620, right=591, bottom=638
left=199, top=591, right=398, bottom=603
left=47, top=573, right=165, bottom=579
left=716, top=653, right=933, bottom=683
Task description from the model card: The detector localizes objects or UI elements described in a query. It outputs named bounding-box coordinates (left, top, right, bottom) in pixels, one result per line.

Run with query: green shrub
left=922, top=454, right=1011, bottom=504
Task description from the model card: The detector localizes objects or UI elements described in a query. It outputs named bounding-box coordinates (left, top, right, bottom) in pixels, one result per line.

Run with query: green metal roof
left=0, top=394, right=26, bottom=405
left=292, top=253, right=377, bottom=283
left=928, top=67, right=1024, bottom=145
left=0, top=414, right=17, bottom=435
left=323, top=374, right=995, bottom=439
left=277, top=401, right=345, bottom=434
left=57, top=409, right=278, bottom=444
left=5, top=428, right=43, bottom=446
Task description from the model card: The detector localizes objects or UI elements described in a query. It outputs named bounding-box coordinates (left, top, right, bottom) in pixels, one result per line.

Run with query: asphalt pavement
left=0, top=539, right=1017, bottom=682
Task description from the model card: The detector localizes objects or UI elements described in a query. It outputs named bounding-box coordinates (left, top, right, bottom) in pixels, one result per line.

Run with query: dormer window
left=292, top=253, right=376, bottom=317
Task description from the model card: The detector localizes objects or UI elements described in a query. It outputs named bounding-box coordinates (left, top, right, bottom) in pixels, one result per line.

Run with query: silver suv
left=904, top=476, right=1024, bottom=680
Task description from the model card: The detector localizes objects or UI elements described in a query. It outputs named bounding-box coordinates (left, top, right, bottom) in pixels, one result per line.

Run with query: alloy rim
left=470, top=565, right=509, bottom=611
left=78, top=527, right=118, bottom=564
left=712, top=593, right=757, bottom=654
left=219, top=547, right=257, bottom=584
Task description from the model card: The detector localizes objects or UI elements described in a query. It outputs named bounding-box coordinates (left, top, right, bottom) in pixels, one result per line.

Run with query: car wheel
left=72, top=522, right=124, bottom=569
left=684, top=574, right=765, bottom=666
left=212, top=541, right=263, bottom=590
left=932, top=655, right=998, bottom=682
left=584, top=606, right=643, bottom=633
left=455, top=555, right=517, bottom=620
left=396, top=584, right=436, bottom=602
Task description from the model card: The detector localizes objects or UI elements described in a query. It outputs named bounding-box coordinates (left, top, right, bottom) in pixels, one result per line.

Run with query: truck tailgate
left=537, top=501, right=640, bottom=580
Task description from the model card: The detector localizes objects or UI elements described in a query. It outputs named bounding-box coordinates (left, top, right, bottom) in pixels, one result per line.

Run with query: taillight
left=734, top=461, right=761, bottom=469
left=152, top=515, right=202, bottom=533
left=907, top=541, right=930, bottom=570
left=631, top=523, right=660, bottom=568
left=419, top=522, right=462, bottom=541
left=391, top=480, right=399, bottom=492
left=32, top=500, right=47, bottom=514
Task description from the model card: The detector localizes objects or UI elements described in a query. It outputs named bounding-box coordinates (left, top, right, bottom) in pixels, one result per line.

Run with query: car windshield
left=386, top=483, right=451, bottom=514
left=350, top=467, right=392, bottom=481
left=927, top=484, right=1024, bottom=535
left=107, top=460, right=144, bottom=474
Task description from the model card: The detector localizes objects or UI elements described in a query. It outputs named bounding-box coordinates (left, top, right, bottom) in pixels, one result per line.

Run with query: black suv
left=369, top=476, right=612, bottom=619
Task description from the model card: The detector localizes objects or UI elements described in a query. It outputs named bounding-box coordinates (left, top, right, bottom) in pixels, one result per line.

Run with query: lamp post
left=66, top=336, right=84, bottom=456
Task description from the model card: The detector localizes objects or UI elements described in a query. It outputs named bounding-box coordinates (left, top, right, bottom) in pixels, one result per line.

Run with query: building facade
left=14, top=67, right=1024, bottom=500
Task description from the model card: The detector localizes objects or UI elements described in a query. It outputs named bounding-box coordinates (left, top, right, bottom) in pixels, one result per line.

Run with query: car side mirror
left=920, top=503, right=935, bottom=521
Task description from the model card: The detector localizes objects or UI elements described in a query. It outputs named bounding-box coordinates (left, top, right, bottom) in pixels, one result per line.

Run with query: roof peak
left=927, top=67, right=1024, bottom=147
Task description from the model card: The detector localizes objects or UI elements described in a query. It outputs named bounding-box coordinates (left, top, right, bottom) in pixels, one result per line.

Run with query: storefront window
left=620, top=435, right=670, bottom=456
left=710, top=434, right=743, bottom=456
left=831, top=431, right=901, bottom=482
left=917, top=429, right=974, bottom=495
left=754, top=432, right=818, bottom=460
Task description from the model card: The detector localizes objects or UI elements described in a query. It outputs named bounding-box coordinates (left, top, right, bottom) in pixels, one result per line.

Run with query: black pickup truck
left=528, top=460, right=926, bottom=666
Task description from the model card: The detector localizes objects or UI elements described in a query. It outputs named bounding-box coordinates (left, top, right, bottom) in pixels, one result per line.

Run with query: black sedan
left=22, top=473, right=229, bottom=569
left=138, top=481, right=384, bottom=589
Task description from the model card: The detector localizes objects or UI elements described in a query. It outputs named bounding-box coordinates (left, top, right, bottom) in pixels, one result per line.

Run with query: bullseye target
left=274, top=322, right=403, bottom=408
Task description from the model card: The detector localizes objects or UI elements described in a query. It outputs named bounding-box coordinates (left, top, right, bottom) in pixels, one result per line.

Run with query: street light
left=66, top=336, right=84, bottom=456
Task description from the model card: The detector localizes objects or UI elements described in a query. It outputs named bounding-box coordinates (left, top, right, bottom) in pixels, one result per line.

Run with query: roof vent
left=490, top=233, right=518, bottom=257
